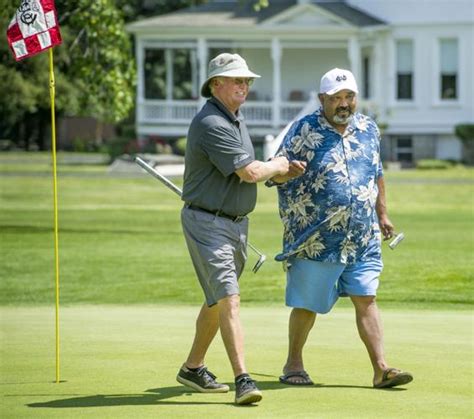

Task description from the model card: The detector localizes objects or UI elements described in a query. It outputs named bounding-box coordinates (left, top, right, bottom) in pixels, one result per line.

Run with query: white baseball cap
left=201, top=53, right=261, bottom=97
left=319, top=68, right=359, bottom=95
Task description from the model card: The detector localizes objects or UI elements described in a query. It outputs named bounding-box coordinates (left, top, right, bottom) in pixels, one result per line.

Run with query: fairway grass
left=1, top=169, right=473, bottom=307
left=1, top=305, right=472, bottom=418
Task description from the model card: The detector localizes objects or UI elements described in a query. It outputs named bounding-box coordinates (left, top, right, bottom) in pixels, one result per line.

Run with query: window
left=362, top=56, right=370, bottom=99
left=144, top=49, right=165, bottom=99
left=396, top=40, right=413, bottom=100
left=440, top=39, right=458, bottom=100
left=144, top=48, right=196, bottom=100
left=394, top=136, right=413, bottom=162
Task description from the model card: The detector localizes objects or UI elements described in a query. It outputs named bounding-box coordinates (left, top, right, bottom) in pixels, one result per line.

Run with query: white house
left=127, top=0, right=474, bottom=163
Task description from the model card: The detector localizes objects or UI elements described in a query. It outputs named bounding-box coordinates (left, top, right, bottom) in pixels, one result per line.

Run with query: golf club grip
left=135, top=156, right=183, bottom=197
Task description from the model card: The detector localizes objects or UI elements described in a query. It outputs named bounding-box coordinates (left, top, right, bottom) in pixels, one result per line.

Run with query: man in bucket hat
left=176, top=53, right=306, bottom=405
left=267, top=68, right=413, bottom=389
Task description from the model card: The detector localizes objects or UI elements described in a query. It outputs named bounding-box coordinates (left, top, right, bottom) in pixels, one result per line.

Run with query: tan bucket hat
left=201, top=53, right=261, bottom=98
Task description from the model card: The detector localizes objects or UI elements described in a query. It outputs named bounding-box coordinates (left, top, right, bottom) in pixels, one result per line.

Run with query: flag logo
left=7, top=0, right=62, bottom=61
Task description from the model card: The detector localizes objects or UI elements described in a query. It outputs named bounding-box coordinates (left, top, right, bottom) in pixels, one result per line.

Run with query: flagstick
left=49, top=48, right=61, bottom=384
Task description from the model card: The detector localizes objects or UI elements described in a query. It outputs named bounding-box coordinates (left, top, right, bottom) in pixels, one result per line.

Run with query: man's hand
left=287, top=160, right=307, bottom=179
left=378, top=214, right=394, bottom=240
left=272, top=156, right=290, bottom=175
left=270, top=159, right=306, bottom=184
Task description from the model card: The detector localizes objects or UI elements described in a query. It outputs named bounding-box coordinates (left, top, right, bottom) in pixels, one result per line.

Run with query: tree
left=0, top=1, right=135, bottom=149
left=455, top=124, right=474, bottom=165
left=1, top=0, right=268, bottom=149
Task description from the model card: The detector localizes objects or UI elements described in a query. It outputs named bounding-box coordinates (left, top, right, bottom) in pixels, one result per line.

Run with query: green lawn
left=1, top=153, right=473, bottom=308
left=0, top=153, right=473, bottom=418
left=1, top=306, right=472, bottom=418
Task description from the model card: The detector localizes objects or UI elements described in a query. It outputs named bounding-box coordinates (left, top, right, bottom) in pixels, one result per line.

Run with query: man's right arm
left=235, top=157, right=289, bottom=183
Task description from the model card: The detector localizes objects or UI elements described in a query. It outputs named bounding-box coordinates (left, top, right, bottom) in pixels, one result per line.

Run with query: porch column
left=271, top=38, right=282, bottom=129
left=135, top=37, right=144, bottom=126
left=197, top=38, right=208, bottom=108
left=191, top=49, right=198, bottom=98
left=165, top=48, right=174, bottom=98
left=348, top=36, right=361, bottom=86
left=373, top=37, right=384, bottom=118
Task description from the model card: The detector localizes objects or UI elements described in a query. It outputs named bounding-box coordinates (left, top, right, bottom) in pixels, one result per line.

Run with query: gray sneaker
left=176, top=365, right=230, bottom=393
left=235, top=375, right=262, bottom=405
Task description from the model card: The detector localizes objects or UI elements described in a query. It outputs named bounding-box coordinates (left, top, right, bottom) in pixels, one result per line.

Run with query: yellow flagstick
left=48, top=47, right=61, bottom=383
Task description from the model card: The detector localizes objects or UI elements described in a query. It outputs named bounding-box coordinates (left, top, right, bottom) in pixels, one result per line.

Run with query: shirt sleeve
left=201, top=125, right=254, bottom=177
left=278, top=120, right=304, bottom=160
left=265, top=120, right=302, bottom=188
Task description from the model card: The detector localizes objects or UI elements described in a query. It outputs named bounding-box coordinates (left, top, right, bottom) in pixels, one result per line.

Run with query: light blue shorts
left=286, top=257, right=383, bottom=314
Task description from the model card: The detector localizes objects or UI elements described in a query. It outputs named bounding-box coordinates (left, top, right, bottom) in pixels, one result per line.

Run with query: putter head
left=252, top=254, right=266, bottom=273
left=389, top=232, right=405, bottom=250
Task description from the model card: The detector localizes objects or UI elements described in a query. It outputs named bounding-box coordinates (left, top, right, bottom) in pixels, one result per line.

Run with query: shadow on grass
left=27, top=380, right=406, bottom=409
left=27, top=386, right=234, bottom=408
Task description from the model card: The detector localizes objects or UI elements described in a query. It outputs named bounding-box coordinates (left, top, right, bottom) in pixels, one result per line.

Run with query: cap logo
left=336, top=75, right=347, bottom=82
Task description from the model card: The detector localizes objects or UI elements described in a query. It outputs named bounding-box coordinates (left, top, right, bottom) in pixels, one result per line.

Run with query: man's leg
left=350, top=295, right=389, bottom=385
left=184, top=302, right=219, bottom=368
left=177, top=301, right=229, bottom=393
left=282, top=308, right=316, bottom=383
left=217, top=294, right=246, bottom=376
left=218, top=294, right=262, bottom=404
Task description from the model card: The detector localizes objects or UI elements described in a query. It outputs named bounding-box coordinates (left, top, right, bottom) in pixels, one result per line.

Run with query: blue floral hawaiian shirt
left=271, top=108, right=384, bottom=264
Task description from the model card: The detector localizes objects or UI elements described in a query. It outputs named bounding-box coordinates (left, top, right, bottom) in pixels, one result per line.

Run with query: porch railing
left=138, top=99, right=307, bottom=127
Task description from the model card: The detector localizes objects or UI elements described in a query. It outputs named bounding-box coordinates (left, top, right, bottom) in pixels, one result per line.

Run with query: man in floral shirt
left=269, top=68, right=413, bottom=389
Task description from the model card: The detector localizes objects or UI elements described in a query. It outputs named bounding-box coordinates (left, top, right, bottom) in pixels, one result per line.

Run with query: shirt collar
left=209, top=96, right=241, bottom=125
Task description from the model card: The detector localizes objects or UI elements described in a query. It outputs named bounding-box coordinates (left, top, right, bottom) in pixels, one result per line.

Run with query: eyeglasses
left=229, top=78, right=254, bottom=87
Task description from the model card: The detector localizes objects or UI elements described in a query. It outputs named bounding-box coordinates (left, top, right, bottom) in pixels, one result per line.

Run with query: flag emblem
left=7, top=0, right=62, bottom=61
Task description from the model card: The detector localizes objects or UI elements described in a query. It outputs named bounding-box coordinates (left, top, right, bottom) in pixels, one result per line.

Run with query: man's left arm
left=376, top=177, right=395, bottom=240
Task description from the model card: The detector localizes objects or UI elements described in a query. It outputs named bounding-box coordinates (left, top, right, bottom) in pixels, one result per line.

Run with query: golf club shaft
left=135, top=156, right=265, bottom=259
left=136, top=156, right=183, bottom=196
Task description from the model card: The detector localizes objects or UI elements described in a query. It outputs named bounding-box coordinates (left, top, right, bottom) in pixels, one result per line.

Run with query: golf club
left=135, top=156, right=266, bottom=273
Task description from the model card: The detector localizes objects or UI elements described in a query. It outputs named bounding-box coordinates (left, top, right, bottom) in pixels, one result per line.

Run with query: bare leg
left=185, top=302, right=220, bottom=368
left=350, top=296, right=389, bottom=384
left=218, top=294, right=247, bottom=377
left=282, top=308, right=316, bottom=383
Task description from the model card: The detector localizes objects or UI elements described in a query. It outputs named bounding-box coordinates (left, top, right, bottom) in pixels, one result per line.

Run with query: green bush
left=416, top=159, right=454, bottom=170
left=174, top=137, right=187, bottom=156
left=105, top=137, right=138, bottom=162
left=455, top=124, right=474, bottom=142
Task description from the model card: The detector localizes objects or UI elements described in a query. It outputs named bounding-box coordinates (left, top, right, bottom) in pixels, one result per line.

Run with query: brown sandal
left=374, top=368, right=413, bottom=388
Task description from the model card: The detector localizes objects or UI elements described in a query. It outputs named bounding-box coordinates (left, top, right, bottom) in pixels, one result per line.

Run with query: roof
left=127, top=0, right=385, bottom=32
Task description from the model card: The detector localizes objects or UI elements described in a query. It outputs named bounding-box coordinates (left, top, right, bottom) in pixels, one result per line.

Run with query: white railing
left=138, top=99, right=308, bottom=127
left=241, top=102, right=273, bottom=125
left=280, top=102, right=307, bottom=122
left=138, top=98, right=380, bottom=129
left=139, top=100, right=201, bottom=124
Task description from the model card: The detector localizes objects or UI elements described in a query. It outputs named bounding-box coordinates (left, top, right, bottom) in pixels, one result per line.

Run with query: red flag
left=7, top=0, right=62, bottom=61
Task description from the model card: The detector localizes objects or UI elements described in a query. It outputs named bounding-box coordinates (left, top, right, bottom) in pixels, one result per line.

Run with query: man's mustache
left=336, top=107, right=351, bottom=113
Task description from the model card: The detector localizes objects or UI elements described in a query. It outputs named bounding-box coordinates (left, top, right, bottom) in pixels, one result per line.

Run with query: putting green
left=1, top=305, right=472, bottom=418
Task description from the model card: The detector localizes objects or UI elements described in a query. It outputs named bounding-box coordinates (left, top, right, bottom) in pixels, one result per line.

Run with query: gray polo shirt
left=182, top=97, right=256, bottom=216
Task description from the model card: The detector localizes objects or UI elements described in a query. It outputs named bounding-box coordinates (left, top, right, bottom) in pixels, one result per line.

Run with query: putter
left=135, top=156, right=266, bottom=273
left=388, top=232, right=405, bottom=249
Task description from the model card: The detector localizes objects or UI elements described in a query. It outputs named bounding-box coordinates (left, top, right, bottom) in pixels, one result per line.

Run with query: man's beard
left=332, top=107, right=353, bottom=125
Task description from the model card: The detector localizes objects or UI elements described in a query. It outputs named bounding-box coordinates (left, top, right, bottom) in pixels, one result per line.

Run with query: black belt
left=185, top=203, right=246, bottom=223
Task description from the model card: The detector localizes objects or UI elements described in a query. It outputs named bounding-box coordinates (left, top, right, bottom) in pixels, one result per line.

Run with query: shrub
left=455, top=124, right=474, bottom=142
left=106, top=137, right=139, bottom=162
left=174, top=137, right=187, bottom=156
left=416, top=159, right=454, bottom=170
